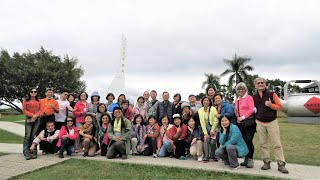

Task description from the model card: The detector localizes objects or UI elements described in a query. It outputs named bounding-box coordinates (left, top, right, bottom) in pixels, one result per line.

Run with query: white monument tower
left=106, top=34, right=126, bottom=97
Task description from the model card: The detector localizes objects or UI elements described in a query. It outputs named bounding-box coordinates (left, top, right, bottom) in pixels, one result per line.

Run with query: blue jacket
left=219, top=100, right=236, bottom=124
left=219, top=124, right=248, bottom=157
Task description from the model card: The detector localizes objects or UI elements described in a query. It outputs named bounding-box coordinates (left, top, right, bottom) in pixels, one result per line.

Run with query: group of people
left=22, top=77, right=289, bottom=174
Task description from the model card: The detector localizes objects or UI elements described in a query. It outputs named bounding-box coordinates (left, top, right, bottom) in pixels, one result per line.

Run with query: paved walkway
left=0, top=154, right=68, bottom=180
left=0, top=122, right=24, bottom=137
left=0, top=122, right=320, bottom=179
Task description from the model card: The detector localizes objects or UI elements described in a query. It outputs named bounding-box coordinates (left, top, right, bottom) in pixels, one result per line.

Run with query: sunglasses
left=30, top=91, right=37, bottom=93
left=67, top=120, right=73, bottom=122
left=256, top=82, right=265, bottom=85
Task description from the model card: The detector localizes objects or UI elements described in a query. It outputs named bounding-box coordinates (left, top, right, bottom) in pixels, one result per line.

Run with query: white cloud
left=1, top=0, right=320, bottom=102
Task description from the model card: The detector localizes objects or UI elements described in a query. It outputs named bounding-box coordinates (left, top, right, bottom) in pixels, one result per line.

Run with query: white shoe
left=197, top=155, right=203, bottom=162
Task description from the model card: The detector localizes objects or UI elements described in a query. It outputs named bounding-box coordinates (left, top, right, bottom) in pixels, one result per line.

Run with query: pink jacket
left=132, top=105, right=146, bottom=120
left=234, top=94, right=255, bottom=120
left=57, top=125, right=78, bottom=147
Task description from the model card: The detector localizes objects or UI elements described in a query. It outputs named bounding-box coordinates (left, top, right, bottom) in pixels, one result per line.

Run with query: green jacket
left=107, top=117, right=132, bottom=154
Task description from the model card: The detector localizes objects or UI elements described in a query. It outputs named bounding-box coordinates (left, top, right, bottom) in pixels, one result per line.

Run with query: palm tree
left=220, top=53, right=254, bottom=89
left=202, top=73, right=220, bottom=90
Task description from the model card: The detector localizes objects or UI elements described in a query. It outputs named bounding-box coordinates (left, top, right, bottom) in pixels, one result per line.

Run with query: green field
left=253, top=118, right=320, bottom=166
left=0, top=129, right=23, bottom=144
left=12, top=158, right=281, bottom=180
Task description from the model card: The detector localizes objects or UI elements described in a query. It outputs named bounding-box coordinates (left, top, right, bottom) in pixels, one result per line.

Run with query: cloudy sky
left=1, top=0, right=320, bottom=102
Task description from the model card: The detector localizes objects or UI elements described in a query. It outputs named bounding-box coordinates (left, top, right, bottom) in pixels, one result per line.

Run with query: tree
left=201, top=73, right=220, bottom=91
left=246, top=74, right=259, bottom=95
left=0, top=47, right=86, bottom=112
left=220, top=53, right=254, bottom=89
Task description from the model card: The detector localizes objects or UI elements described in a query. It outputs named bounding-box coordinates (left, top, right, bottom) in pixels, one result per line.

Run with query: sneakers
left=59, top=153, right=64, bottom=158
left=261, top=159, right=271, bottom=170
left=153, top=153, right=158, bottom=158
left=213, top=156, right=219, bottom=162
left=246, top=158, right=254, bottom=168
left=31, top=150, right=38, bottom=159
left=197, top=155, right=203, bottom=162
left=168, top=152, right=173, bottom=158
left=179, top=156, right=187, bottom=160
left=202, top=157, right=209, bottom=163
left=83, top=152, right=88, bottom=157
left=240, top=157, right=248, bottom=166
left=278, top=161, right=289, bottom=174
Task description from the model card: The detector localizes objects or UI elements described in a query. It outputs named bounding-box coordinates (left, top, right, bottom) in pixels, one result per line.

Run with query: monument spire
left=107, top=34, right=126, bottom=97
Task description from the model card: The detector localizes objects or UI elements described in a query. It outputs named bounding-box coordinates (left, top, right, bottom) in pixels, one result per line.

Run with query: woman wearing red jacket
left=168, top=114, right=188, bottom=160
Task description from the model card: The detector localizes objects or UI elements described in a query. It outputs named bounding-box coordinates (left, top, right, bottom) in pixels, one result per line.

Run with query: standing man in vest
left=38, top=88, right=60, bottom=135
left=253, top=77, right=289, bottom=174
left=145, top=90, right=159, bottom=120
left=156, top=91, right=175, bottom=124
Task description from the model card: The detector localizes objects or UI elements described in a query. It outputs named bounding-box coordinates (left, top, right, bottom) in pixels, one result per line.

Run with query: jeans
left=159, top=140, right=172, bottom=157
left=204, top=136, right=216, bottom=159
left=59, top=138, right=75, bottom=155
left=23, top=118, right=40, bottom=154
left=143, top=137, right=157, bottom=156
left=215, top=145, right=239, bottom=168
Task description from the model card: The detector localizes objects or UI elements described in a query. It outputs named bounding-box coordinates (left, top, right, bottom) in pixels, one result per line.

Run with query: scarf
left=148, top=124, right=155, bottom=134
left=114, top=119, right=122, bottom=132
left=80, top=123, right=93, bottom=135
left=102, top=123, right=109, bottom=145
left=137, top=125, right=143, bottom=143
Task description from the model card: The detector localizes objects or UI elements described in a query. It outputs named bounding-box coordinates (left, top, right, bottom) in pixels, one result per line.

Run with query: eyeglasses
left=256, top=82, right=265, bottom=85
left=64, top=94, right=69, bottom=96
left=67, top=120, right=73, bottom=122
left=30, top=91, right=37, bottom=93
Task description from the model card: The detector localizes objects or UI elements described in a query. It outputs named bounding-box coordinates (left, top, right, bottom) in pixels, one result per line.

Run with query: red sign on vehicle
left=304, top=97, right=320, bottom=114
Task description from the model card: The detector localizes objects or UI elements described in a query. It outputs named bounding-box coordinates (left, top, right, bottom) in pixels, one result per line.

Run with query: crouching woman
left=79, top=114, right=98, bottom=157
left=57, top=116, right=78, bottom=158
left=215, top=116, right=248, bottom=169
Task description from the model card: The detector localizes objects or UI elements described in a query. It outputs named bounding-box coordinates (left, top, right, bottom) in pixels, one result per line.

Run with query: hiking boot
left=31, top=150, right=38, bottom=159
left=246, top=158, right=254, bottom=168
left=59, top=153, right=64, bottom=158
left=240, top=157, right=248, bottom=166
left=121, top=154, right=128, bottom=160
left=261, top=158, right=271, bottom=170
left=278, top=161, right=289, bottom=174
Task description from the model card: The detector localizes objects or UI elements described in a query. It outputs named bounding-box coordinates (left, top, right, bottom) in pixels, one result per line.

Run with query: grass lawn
left=13, top=158, right=281, bottom=180
left=0, top=129, right=23, bottom=144
left=0, top=114, right=25, bottom=122
left=253, top=118, right=320, bottom=166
